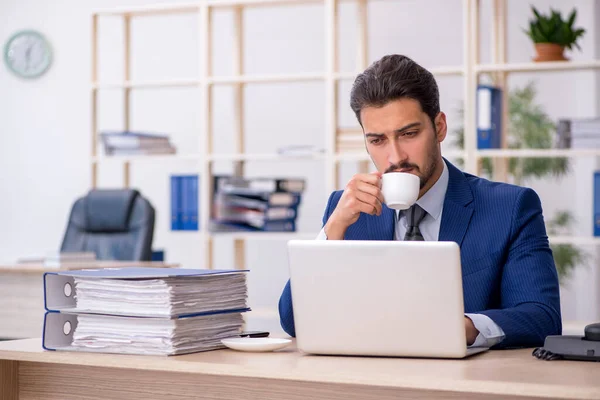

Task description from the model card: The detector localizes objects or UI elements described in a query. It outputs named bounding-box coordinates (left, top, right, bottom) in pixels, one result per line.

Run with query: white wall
left=1, top=0, right=598, bottom=333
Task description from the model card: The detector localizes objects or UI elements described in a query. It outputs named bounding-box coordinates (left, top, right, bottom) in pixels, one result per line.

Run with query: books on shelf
left=556, top=118, right=600, bottom=149
left=171, top=175, right=199, bottom=231
left=99, top=131, right=177, bottom=156
left=276, top=145, right=325, bottom=156
left=215, top=175, right=305, bottom=194
left=210, top=219, right=297, bottom=232
left=476, top=85, right=502, bottom=149
left=42, top=267, right=250, bottom=356
left=211, top=175, right=305, bottom=232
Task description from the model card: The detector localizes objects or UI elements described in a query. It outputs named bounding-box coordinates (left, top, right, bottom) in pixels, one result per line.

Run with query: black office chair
left=60, top=189, right=155, bottom=261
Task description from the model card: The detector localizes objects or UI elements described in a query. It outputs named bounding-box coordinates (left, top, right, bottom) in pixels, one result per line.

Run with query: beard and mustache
left=382, top=142, right=440, bottom=189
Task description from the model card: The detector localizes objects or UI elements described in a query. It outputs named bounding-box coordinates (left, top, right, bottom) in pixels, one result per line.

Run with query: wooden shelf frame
left=91, top=0, right=600, bottom=270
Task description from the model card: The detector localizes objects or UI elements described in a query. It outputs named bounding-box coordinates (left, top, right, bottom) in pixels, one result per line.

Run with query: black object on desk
left=240, top=331, right=270, bottom=338
left=533, top=323, right=600, bottom=361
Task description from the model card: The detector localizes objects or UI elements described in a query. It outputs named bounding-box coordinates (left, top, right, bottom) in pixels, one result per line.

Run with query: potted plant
left=524, top=6, right=586, bottom=62
left=452, top=82, right=588, bottom=283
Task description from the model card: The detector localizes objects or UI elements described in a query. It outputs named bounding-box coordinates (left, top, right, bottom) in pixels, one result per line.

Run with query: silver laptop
left=287, top=240, right=487, bottom=358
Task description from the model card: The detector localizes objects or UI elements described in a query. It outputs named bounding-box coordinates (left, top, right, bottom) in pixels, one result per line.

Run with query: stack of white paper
left=71, top=312, right=245, bottom=355
left=73, top=273, right=248, bottom=317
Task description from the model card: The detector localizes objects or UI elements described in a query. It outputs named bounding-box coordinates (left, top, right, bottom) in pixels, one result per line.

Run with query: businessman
left=279, top=54, right=561, bottom=349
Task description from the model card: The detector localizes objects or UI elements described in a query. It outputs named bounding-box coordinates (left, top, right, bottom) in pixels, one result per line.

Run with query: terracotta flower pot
left=533, top=43, right=568, bottom=62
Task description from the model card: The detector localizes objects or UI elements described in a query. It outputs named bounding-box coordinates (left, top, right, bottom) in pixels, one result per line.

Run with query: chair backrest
left=60, top=189, right=155, bottom=261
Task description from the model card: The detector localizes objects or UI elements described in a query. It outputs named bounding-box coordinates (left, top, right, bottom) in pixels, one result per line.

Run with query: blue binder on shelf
left=170, top=175, right=182, bottom=230
left=477, top=85, right=502, bottom=149
left=170, top=175, right=199, bottom=231
left=186, top=175, right=199, bottom=230
left=42, top=267, right=250, bottom=352
left=594, top=172, right=600, bottom=237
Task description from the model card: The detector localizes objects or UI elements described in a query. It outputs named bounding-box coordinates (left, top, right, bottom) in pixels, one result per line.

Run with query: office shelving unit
left=90, top=0, right=600, bottom=273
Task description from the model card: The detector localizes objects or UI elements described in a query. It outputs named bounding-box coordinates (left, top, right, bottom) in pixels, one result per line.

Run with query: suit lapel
left=365, top=205, right=395, bottom=240
left=438, top=160, right=474, bottom=246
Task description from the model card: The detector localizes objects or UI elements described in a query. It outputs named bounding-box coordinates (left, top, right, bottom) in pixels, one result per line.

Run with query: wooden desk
left=0, top=262, right=177, bottom=339
left=1, top=339, right=599, bottom=400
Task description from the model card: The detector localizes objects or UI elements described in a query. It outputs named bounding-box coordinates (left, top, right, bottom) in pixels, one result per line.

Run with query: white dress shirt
left=316, top=161, right=506, bottom=348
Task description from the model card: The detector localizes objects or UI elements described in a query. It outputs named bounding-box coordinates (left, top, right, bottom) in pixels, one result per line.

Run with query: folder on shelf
left=210, top=219, right=296, bottom=232
left=477, top=85, right=502, bottom=149
left=594, top=171, right=600, bottom=237
left=170, top=175, right=182, bottom=230
left=187, top=175, right=199, bottom=231
left=42, top=267, right=250, bottom=355
left=171, top=175, right=199, bottom=231
left=214, top=175, right=306, bottom=195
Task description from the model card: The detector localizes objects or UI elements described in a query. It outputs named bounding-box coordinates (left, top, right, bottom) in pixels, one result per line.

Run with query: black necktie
left=403, top=204, right=426, bottom=241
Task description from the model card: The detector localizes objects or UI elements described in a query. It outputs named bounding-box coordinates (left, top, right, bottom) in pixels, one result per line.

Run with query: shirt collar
left=395, top=160, right=449, bottom=221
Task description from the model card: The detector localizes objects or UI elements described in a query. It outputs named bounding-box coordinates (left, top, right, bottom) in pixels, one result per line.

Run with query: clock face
left=3, top=30, right=52, bottom=79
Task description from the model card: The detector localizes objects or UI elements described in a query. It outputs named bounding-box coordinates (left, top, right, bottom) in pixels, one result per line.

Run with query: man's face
left=361, top=98, right=447, bottom=192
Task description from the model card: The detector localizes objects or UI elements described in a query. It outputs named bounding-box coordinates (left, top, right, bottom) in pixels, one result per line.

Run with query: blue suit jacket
left=278, top=159, right=562, bottom=349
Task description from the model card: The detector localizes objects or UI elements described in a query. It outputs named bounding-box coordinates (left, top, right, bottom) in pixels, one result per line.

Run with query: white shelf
left=208, top=73, right=325, bottom=85
left=476, top=60, right=600, bottom=74
left=477, top=149, right=600, bottom=158
left=95, top=0, right=325, bottom=16
left=92, top=153, right=327, bottom=163
left=549, top=236, right=600, bottom=246
left=334, top=149, right=466, bottom=162
left=92, top=154, right=202, bottom=163
left=209, top=153, right=325, bottom=161
left=335, top=66, right=463, bottom=81
left=95, top=2, right=200, bottom=16
left=208, top=231, right=317, bottom=240
left=207, top=0, right=322, bottom=8
left=92, top=73, right=327, bottom=89
left=427, top=66, right=465, bottom=76
left=334, top=72, right=359, bottom=81
left=92, top=66, right=464, bottom=89
left=92, top=79, right=200, bottom=90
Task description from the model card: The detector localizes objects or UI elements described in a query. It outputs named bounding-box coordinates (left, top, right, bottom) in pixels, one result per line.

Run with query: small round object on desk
left=221, top=337, right=291, bottom=352
left=584, top=323, right=600, bottom=342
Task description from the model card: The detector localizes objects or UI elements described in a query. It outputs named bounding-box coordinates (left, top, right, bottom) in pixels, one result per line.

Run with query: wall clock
left=3, top=30, right=52, bottom=79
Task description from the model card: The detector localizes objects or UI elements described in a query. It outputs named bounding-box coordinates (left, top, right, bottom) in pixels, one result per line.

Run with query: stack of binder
left=210, top=175, right=305, bottom=232
left=42, top=267, right=249, bottom=356
left=556, top=118, right=600, bottom=149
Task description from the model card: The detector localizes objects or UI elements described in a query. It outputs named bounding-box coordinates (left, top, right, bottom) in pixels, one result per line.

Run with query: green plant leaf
left=532, top=6, right=542, bottom=21
left=525, top=6, right=585, bottom=50
left=551, top=243, right=587, bottom=283
left=539, top=17, right=551, bottom=38
left=567, top=9, right=577, bottom=28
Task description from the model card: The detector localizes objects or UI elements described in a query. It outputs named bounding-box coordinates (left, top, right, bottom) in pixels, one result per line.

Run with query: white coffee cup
left=381, top=172, right=420, bottom=210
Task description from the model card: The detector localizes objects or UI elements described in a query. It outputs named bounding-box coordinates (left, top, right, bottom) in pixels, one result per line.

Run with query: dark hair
left=350, top=54, right=440, bottom=126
